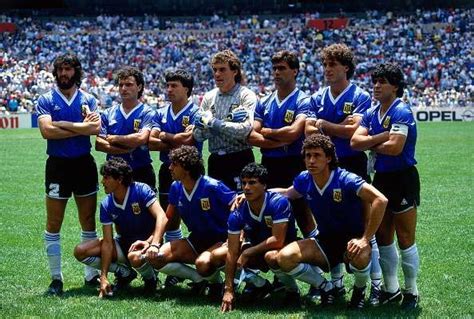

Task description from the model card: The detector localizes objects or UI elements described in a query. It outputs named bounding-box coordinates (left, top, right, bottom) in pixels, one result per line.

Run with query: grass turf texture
left=0, top=123, right=472, bottom=318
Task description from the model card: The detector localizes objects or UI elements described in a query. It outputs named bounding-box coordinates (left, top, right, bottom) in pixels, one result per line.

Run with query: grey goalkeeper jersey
left=193, top=84, right=257, bottom=155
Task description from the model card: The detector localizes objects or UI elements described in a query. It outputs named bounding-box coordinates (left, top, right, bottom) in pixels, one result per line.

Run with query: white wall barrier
left=0, top=113, right=32, bottom=129
left=412, top=107, right=473, bottom=122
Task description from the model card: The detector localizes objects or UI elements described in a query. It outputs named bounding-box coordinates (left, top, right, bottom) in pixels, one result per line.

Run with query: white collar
left=313, top=170, right=335, bottom=196
left=120, top=102, right=143, bottom=119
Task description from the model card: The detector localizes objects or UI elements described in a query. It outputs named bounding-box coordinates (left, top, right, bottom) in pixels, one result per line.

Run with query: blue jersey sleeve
left=36, top=95, right=52, bottom=118
left=141, top=106, right=155, bottom=131
left=360, top=107, right=374, bottom=129
left=99, top=199, right=113, bottom=225
left=151, top=108, right=163, bottom=131
left=392, top=105, right=415, bottom=126
left=86, top=94, right=98, bottom=113
left=293, top=171, right=309, bottom=196
left=295, top=96, right=310, bottom=119
left=138, top=183, right=157, bottom=207
left=270, top=194, right=292, bottom=224
left=341, top=171, right=365, bottom=195
left=306, top=90, right=322, bottom=119
left=99, top=110, right=109, bottom=137
left=254, top=99, right=265, bottom=122
left=214, top=181, right=236, bottom=206
left=227, top=210, right=244, bottom=235
left=168, top=181, right=180, bottom=206
left=353, top=90, right=372, bottom=116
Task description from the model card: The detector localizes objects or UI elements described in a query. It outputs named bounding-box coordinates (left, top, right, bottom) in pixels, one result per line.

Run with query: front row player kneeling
left=143, top=145, right=235, bottom=296
left=220, top=163, right=299, bottom=312
left=74, top=157, right=163, bottom=297
left=273, top=134, right=388, bottom=309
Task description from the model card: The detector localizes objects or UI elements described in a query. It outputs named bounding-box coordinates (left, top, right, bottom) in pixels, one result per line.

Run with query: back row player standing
left=305, top=44, right=382, bottom=304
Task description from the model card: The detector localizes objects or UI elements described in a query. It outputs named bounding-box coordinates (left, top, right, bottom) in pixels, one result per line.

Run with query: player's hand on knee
left=145, top=243, right=161, bottom=261
left=221, top=290, right=235, bottom=312
left=346, top=237, right=369, bottom=260
left=129, top=240, right=149, bottom=253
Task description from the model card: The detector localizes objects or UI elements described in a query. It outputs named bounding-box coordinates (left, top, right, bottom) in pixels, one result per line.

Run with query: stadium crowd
left=0, top=8, right=472, bottom=113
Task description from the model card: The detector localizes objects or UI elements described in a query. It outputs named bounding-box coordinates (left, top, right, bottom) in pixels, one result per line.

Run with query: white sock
left=271, top=268, right=299, bottom=292
left=288, top=263, right=333, bottom=291
left=350, top=262, right=371, bottom=288
left=44, top=231, right=62, bottom=281
left=136, top=262, right=156, bottom=281
left=110, top=263, right=131, bottom=277
left=81, top=256, right=130, bottom=277
left=330, top=263, right=344, bottom=288
left=203, top=269, right=223, bottom=283
left=401, top=244, right=419, bottom=295
left=242, top=268, right=265, bottom=287
left=379, top=242, right=400, bottom=293
left=370, top=236, right=382, bottom=288
left=159, top=262, right=203, bottom=282
left=164, top=228, right=183, bottom=242
left=81, top=256, right=101, bottom=270
left=81, top=230, right=99, bottom=281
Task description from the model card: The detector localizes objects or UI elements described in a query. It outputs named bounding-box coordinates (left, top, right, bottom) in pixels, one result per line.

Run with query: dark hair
left=165, top=69, right=194, bottom=97
left=371, top=63, right=406, bottom=97
left=100, top=157, right=133, bottom=186
left=240, top=163, right=268, bottom=185
left=321, top=43, right=355, bottom=80
left=271, top=50, right=300, bottom=77
left=115, top=67, right=145, bottom=98
left=302, top=134, right=339, bottom=170
left=211, top=49, right=243, bottom=84
left=169, top=145, right=204, bottom=180
left=52, top=53, right=83, bottom=87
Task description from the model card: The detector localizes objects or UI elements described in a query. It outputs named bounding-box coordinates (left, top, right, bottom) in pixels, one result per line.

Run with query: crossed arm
left=38, top=112, right=100, bottom=139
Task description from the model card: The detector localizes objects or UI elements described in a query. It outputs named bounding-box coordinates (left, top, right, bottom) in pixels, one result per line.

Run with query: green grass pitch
left=0, top=122, right=472, bottom=318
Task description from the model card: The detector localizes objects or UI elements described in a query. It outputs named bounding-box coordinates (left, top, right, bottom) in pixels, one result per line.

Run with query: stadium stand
left=0, top=8, right=472, bottom=113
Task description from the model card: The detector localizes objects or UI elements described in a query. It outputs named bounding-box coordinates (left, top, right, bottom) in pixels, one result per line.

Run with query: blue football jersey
left=100, top=182, right=157, bottom=247
left=36, top=88, right=97, bottom=158
left=255, top=88, right=309, bottom=157
left=99, top=103, right=154, bottom=169
left=151, top=101, right=203, bottom=164
left=293, top=168, right=365, bottom=237
left=360, top=98, right=417, bottom=172
left=169, top=175, right=235, bottom=238
left=228, top=191, right=297, bottom=245
left=308, top=83, right=371, bottom=158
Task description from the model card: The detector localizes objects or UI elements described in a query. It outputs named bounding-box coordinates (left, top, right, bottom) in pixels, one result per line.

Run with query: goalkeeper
left=193, top=49, right=257, bottom=191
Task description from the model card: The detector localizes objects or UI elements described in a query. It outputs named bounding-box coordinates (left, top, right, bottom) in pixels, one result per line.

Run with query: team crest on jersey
left=264, top=216, right=273, bottom=228
left=133, top=119, right=141, bottom=132
left=131, top=202, right=141, bottom=215
left=182, top=116, right=190, bottom=127
left=200, top=198, right=211, bottom=211
left=81, top=104, right=91, bottom=117
left=284, top=110, right=295, bottom=124
left=383, top=116, right=391, bottom=129
left=333, top=189, right=342, bottom=202
left=343, top=102, right=353, bottom=114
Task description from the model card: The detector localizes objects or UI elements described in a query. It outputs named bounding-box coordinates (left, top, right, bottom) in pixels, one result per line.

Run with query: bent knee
left=127, top=252, right=144, bottom=268
left=264, top=251, right=279, bottom=269
left=276, top=248, right=298, bottom=272
left=195, top=257, right=212, bottom=276
left=73, top=244, right=87, bottom=261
